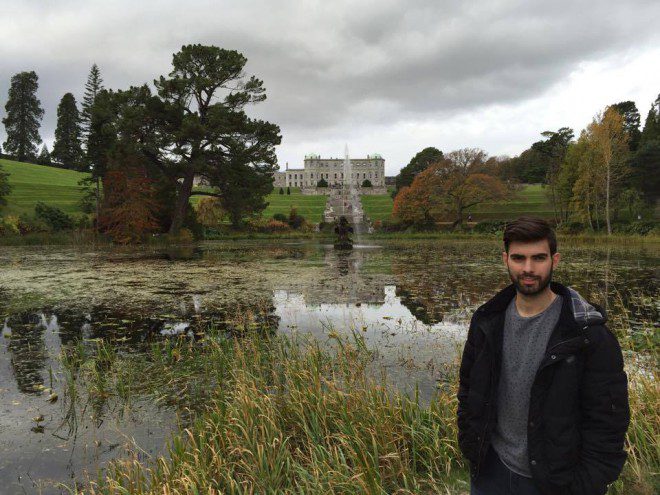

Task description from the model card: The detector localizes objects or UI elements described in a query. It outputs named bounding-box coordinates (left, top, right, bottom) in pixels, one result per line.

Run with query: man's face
left=503, top=239, right=560, bottom=296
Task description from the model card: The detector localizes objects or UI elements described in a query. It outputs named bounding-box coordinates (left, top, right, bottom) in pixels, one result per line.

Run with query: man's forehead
left=507, top=239, right=552, bottom=255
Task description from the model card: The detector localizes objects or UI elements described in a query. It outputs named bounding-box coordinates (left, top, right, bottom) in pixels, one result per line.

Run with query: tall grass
left=64, top=316, right=657, bottom=494
left=68, top=332, right=466, bottom=494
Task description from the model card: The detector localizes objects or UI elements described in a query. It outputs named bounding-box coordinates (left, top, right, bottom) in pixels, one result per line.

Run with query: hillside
left=0, top=159, right=90, bottom=216
left=262, top=188, right=327, bottom=222
left=0, top=159, right=553, bottom=225
left=361, top=184, right=555, bottom=222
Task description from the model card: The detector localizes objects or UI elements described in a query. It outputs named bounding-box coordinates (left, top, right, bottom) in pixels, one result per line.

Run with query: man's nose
left=523, top=259, right=534, bottom=272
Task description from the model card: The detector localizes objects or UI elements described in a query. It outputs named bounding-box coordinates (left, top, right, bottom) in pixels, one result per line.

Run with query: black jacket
left=457, top=282, right=630, bottom=495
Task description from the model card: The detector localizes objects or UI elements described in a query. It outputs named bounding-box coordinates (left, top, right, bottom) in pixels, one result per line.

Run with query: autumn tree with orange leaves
left=99, top=154, right=160, bottom=244
left=394, top=148, right=509, bottom=229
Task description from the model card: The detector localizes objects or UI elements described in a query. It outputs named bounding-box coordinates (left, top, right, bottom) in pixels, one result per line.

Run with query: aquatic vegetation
left=59, top=318, right=658, bottom=495
left=76, top=331, right=468, bottom=494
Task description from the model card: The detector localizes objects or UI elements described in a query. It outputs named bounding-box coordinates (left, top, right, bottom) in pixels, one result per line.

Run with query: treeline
left=0, top=45, right=281, bottom=242
left=392, top=95, right=659, bottom=234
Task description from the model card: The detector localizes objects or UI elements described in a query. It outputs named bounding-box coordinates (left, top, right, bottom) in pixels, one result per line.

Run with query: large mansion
left=273, top=154, right=386, bottom=194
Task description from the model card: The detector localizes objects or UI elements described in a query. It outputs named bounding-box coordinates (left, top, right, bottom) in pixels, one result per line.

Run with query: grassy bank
left=61, top=322, right=658, bottom=494
left=359, top=184, right=555, bottom=223
left=1, top=228, right=657, bottom=246
left=262, top=188, right=327, bottom=222
left=466, top=184, right=554, bottom=220
left=1, top=158, right=89, bottom=216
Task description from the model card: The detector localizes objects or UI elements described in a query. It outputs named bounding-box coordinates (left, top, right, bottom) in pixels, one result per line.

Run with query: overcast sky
left=2, top=0, right=659, bottom=175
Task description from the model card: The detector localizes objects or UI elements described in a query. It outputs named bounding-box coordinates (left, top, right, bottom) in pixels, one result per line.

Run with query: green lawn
left=466, top=184, right=555, bottom=220
left=262, top=188, right=327, bottom=222
left=361, top=184, right=555, bottom=222
left=0, top=158, right=553, bottom=225
left=361, top=194, right=394, bottom=221
left=1, top=159, right=90, bottom=216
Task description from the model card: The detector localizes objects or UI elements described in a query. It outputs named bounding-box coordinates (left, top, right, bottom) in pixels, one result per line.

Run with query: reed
left=65, top=314, right=657, bottom=494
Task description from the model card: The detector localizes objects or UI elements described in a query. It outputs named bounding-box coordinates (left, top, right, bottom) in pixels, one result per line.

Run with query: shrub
left=17, top=213, right=50, bottom=234
left=613, top=220, right=657, bottom=236
left=473, top=220, right=507, bottom=234
left=34, top=202, right=75, bottom=231
left=379, top=217, right=407, bottom=232
left=288, top=207, right=306, bottom=230
left=169, top=228, right=195, bottom=244
left=556, top=222, right=585, bottom=235
left=317, top=178, right=328, bottom=188
left=318, top=220, right=333, bottom=233
left=361, top=179, right=372, bottom=187
left=279, top=187, right=284, bottom=195
left=286, top=186, right=291, bottom=195
left=0, top=215, right=20, bottom=235
left=272, top=212, right=288, bottom=223
left=262, top=219, right=291, bottom=233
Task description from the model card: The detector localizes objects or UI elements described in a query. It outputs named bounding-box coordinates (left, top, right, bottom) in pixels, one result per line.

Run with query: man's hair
left=503, top=216, right=557, bottom=255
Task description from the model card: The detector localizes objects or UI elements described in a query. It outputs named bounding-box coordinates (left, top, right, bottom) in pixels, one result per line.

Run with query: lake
left=0, top=239, right=657, bottom=494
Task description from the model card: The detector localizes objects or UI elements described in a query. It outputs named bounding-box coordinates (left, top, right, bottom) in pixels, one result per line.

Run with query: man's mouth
left=521, top=276, right=538, bottom=284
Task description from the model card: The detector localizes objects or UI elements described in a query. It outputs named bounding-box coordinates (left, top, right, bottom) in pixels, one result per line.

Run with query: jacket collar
left=476, top=281, right=606, bottom=332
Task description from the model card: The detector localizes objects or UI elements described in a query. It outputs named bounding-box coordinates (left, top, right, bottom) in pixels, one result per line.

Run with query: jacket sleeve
left=457, top=313, right=480, bottom=458
left=569, top=326, right=630, bottom=495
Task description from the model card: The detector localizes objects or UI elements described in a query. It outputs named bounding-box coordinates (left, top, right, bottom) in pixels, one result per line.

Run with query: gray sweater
left=491, top=294, right=563, bottom=477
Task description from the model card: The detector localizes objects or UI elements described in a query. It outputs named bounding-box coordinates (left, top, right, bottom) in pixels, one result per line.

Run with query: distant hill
left=0, top=159, right=89, bottom=216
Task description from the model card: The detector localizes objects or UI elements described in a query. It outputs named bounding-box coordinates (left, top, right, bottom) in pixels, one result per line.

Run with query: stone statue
left=333, top=216, right=354, bottom=250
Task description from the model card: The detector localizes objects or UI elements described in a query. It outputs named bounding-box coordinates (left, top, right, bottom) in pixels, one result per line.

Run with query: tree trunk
left=605, top=159, right=612, bottom=235
left=95, top=177, right=100, bottom=233
left=169, top=170, right=195, bottom=235
left=452, top=203, right=463, bottom=230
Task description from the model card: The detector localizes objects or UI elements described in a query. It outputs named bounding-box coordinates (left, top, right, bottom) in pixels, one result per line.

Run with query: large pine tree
left=81, top=64, right=104, bottom=143
left=610, top=101, right=642, bottom=152
left=640, top=93, right=660, bottom=145
left=52, top=93, right=84, bottom=169
left=2, top=71, right=44, bottom=162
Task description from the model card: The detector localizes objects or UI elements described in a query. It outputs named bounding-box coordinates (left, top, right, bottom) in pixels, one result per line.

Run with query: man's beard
left=509, top=266, right=553, bottom=296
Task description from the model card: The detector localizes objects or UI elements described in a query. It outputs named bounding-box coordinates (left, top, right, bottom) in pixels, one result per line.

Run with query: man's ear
left=502, top=251, right=508, bottom=266
left=552, top=252, right=561, bottom=268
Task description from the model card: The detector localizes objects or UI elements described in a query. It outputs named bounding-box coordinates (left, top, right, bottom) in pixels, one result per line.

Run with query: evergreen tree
left=52, top=93, right=83, bottom=169
left=37, top=145, right=52, bottom=166
left=630, top=140, right=660, bottom=204
left=610, top=101, right=642, bottom=151
left=394, top=147, right=443, bottom=194
left=81, top=63, right=104, bottom=141
left=2, top=71, right=44, bottom=162
left=640, top=94, right=660, bottom=145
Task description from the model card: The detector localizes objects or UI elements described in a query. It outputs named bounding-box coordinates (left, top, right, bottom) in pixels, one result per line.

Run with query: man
left=457, top=217, right=629, bottom=495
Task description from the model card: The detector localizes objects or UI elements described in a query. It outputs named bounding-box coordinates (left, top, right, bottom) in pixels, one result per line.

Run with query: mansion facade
left=273, top=154, right=385, bottom=193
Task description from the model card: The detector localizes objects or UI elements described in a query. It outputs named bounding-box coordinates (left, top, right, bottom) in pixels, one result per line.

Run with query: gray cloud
left=1, top=0, right=659, bottom=169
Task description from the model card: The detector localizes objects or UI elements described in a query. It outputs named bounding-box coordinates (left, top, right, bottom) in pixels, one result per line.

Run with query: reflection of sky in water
left=274, top=285, right=470, bottom=400
left=0, top=313, right=173, bottom=495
